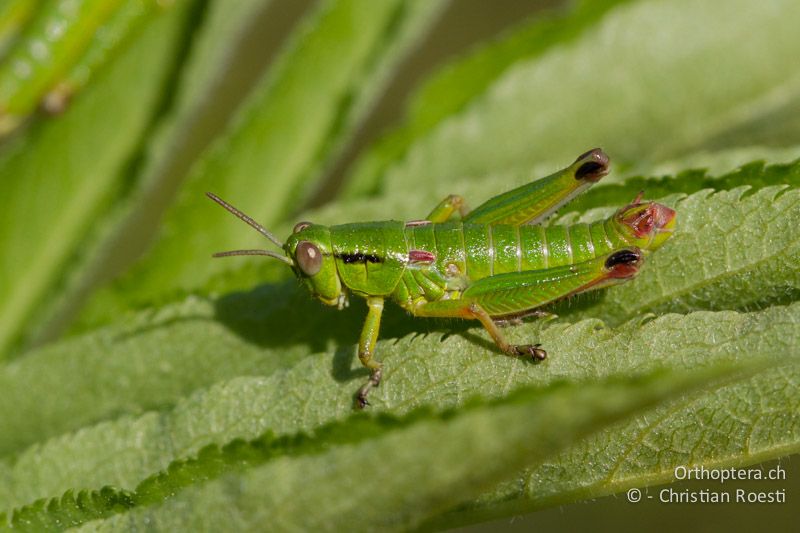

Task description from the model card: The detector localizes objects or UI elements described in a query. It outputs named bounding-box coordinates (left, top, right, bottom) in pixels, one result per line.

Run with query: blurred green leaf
left=0, top=4, right=191, bottom=359
left=76, top=0, right=447, bottom=329
left=0, top=0, right=38, bottom=57
left=25, top=0, right=278, bottom=350
left=354, top=0, right=800, bottom=197
left=342, top=0, right=637, bottom=197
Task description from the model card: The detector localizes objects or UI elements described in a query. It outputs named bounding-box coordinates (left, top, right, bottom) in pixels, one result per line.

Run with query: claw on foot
left=355, top=368, right=383, bottom=409
left=356, top=395, right=370, bottom=409
left=512, top=344, right=547, bottom=361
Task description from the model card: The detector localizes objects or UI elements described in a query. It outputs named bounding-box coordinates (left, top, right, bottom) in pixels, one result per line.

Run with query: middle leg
left=356, top=296, right=385, bottom=408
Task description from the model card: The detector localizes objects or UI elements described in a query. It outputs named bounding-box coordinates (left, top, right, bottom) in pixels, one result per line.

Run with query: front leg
left=356, top=296, right=385, bottom=408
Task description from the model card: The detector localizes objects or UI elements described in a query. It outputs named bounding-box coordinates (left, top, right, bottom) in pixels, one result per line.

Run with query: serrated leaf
left=559, top=157, right=800, bottom=215
left=425, top=363, right=800, bottom=529
left=4, top=369, right=742, bottom=531
left=1, top=299, right=798, bottom=517
left=293, top=154, right=800, bottom=230
left=0, top=5, right=191, bottom=359
left=363, top=0, right=800, bottom=197
left=624, top=145, right=800, bottom=182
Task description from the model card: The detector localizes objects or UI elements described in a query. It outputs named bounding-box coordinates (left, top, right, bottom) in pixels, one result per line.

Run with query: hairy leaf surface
left=1, top=301, right=798, bottom=516
left=3, top=369, right=745, bottom=531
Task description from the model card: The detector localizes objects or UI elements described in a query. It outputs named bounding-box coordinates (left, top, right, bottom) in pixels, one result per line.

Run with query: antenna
left=212, top=248, right=294, bottom=267
left=206, top=192, right=283, bottom=248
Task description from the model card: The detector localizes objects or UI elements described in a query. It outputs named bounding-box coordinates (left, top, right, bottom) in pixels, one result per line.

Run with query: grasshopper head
left=614, top=193, right=676, bottom=251
left=207, top=192, right=344, bottom=307
left=286, top=222, right=344, bottom=307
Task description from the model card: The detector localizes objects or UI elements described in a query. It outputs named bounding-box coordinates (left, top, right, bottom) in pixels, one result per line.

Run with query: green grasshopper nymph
left=208, top=149, right=676, bottom=407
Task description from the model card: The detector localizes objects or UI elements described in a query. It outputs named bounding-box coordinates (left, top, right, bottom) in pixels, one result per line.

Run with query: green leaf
left=75, top=0, right=446, bottom=329
left=0, top=0, right=37, bottom=57
left=2, top=0, right=799, bottom=528
left=559, top=157, right=800, bottom=215
left=0, top=5, right=191, bottom=358
left=423, top=363, right=800, bottom=529
left=2, top=368, right=745, bottom=531
left=356, top=0, right=800, bottom=198
left=1, top=298, right=797, bottom=516
left=0, top=293, right=307, bottom=457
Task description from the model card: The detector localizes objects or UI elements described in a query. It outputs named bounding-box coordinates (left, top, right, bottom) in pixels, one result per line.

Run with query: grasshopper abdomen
left=402, top=217, right=634, bottom=284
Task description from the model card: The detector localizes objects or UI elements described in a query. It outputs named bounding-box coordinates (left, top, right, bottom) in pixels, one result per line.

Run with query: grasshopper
left=208, top=149, right=676, bottom=407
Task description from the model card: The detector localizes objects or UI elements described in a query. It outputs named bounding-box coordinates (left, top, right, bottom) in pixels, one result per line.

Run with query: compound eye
left=296, top=241, right=322, bottom=276
left=293, top=221, right=312, bottom=233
